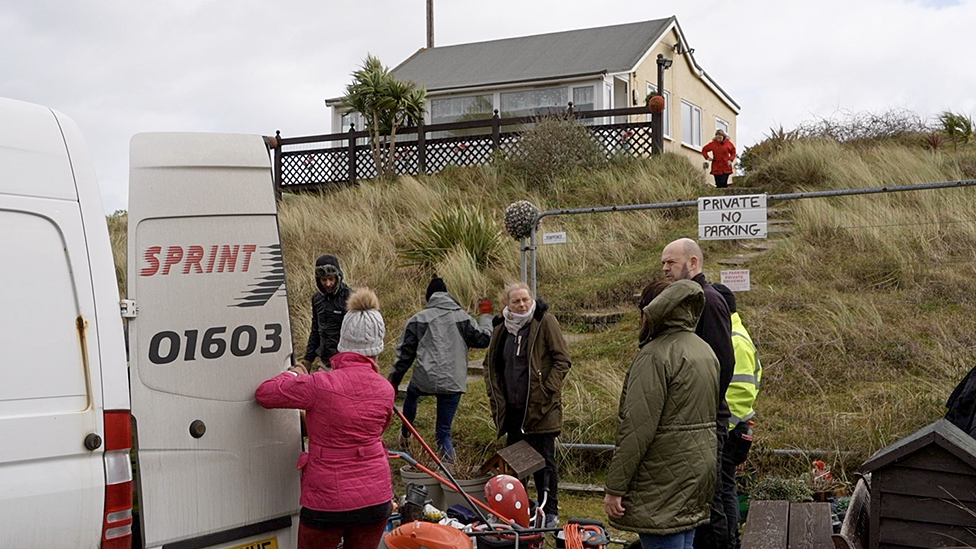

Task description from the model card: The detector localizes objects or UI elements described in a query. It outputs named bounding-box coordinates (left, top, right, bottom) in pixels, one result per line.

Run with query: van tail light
left=102, top=410, right=133, bottom=549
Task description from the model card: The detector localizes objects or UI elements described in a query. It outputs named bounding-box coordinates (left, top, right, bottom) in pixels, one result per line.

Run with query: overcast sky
left=1, top=0, right=973, bottom=213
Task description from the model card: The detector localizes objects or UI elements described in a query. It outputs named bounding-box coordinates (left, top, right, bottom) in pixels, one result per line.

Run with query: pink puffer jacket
left=255, top=352, right=395, bottom=512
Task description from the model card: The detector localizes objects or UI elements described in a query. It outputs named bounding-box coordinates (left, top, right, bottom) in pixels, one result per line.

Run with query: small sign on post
left=542, top=232, right=567, bottom=245
left=698, top=194, right=767, bottom=240
left=720, top=269, right=751, bottom=292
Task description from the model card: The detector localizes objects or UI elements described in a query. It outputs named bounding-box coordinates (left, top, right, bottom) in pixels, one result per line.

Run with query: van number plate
left=227, top=538, right=278, bottom=549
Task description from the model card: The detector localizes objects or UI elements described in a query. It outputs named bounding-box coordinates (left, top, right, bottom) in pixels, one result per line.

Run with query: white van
left=0, top=96, right=302, bottom=549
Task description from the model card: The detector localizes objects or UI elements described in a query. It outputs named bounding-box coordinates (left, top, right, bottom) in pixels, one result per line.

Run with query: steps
left=714, top=205, right=795, bottom=267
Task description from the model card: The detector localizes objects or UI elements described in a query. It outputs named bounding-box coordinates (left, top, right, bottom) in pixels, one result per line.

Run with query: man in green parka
left=605, top=279, right=719, bottom=548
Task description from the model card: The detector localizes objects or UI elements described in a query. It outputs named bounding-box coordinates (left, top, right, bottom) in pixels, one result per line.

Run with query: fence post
left=417, top=120, right=426, bottom=175
left=491, top=110, right=501, bottom=150
left=348, top=123, right=357, bottom=185
left=567, top=102, right=574, bottom=118
left=273, top=130, right=283, bottom=201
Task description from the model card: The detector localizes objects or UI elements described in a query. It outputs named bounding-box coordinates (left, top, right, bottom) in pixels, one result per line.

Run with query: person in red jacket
left=701, top=129, right=736, bottom=188
left=256, top=287, right=394, bottom=549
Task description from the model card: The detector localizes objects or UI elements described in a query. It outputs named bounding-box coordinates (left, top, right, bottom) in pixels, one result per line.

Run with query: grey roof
left=391, top=18, right=675, bottom=92
left=860, top=419, right=976, bottom=473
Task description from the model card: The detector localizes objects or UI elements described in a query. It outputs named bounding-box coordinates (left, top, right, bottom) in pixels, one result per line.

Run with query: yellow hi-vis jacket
left=726, top=312, right=761, bottom=429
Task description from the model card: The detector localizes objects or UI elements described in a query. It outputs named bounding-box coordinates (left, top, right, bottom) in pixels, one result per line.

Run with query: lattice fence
left=590, top=121, right=654, bottom=157
left=275, top=111, right=655, bottom=189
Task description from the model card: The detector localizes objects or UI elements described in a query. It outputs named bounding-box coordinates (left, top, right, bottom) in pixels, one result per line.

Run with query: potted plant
left=645, top=91, right=665, bottom=114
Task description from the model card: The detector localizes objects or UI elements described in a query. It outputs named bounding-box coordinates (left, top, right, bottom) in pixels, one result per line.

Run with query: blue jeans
left=400, top=386, right=461, bottom=461
left=640, top=530, right=695, bottom=549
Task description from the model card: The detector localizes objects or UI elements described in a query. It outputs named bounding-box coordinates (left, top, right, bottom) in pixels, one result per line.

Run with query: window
left=339, top=111, right=364, bottom=132
left=716, top=117, right=730, bottom=136
left=430, top=94, right=494, bottom=125
left=500, top=87, right=568, bottom=118
left=0, top=211, right=88, bottom=416
left=572, top=86, right=594, bottom=112
left=646, top=82, right=671, bottom=139
left=681, top=100, right=703, bottom=149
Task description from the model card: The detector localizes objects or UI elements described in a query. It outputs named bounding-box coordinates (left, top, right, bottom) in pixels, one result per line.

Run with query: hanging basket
left=504, top=201, right=539, bottom=240
left=647, top=94, right=666, bottom=114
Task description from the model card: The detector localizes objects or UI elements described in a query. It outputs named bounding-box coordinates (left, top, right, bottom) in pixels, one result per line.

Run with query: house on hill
left=325, top=16, right=740, bottom=167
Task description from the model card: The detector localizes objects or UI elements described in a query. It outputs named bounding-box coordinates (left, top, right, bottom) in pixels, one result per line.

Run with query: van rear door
left=127, top=133, right=301, bottom=549
left=0, top=98, right=109, bottom=548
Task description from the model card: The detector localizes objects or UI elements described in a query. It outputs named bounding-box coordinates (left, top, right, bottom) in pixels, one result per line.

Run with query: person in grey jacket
left=388, top=276, right=493, bottom=461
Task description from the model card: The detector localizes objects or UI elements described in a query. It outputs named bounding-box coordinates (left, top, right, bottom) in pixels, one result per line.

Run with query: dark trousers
left=401, top=386, right=462, bottom=461
left=504, top=408, right=558, bottom=516
left=694, top=426, right=731, bottom=549
left=721, top=423, right=754, bottom=549
left=713, top=173, right=730, bottom=188
left=297, top=519, right=386, bottom=549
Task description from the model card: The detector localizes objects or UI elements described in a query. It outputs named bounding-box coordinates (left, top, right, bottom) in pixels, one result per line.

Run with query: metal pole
left=653, top=54, right=666, bottom=155
left=531, top=179, right=976, bottom=224
left=520, top=237, right=527, bottom=283
left=521, top=178, right=976, bottom=293
left=426, top=0, right=434, bottom=48
left=530, top=224, right=538, bottom=296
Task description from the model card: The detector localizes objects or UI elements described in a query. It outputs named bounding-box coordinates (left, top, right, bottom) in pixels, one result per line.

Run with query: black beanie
left=712, top=283, right=737, bottom=313
left=425, top=276, right=447, bottom=302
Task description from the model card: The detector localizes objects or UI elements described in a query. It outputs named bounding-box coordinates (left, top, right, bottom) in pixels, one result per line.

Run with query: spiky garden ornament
left=504, top=201, right=539, bottom=240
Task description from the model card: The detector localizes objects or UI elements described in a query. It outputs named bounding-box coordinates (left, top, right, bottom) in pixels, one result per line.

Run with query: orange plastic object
left=383, top=521, right=473, bottom=549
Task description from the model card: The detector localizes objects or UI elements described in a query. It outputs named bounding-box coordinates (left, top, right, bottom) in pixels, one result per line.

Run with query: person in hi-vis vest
left=713, top=283, right=762, bottom=549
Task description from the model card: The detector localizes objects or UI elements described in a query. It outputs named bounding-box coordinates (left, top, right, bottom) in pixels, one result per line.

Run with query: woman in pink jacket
left=256, top=288, right=394, bottom=549
left=701, top=129, right=736, bottom=188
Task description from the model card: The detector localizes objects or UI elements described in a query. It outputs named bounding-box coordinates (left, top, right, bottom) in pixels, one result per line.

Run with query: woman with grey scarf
left=483, top=282, right=572, bottom=528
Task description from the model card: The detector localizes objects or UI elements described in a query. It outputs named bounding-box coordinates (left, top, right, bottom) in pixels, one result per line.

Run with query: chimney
left=426, top=0, right=434, bottom=48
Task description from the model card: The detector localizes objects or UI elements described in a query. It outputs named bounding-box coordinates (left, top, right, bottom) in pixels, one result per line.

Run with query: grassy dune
left=109, top=138, right=976, bottom=497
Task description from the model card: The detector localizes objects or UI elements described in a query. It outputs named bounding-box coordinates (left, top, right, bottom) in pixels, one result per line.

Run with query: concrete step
left=527, top=479, right=604, bottom=494
left=739, top=241, right=775, bottom=251
left=556, top=308, right=628, bottom=332
left=717, top=252, right=765, bottom=266
left=562, top=333, right=591, bottom=344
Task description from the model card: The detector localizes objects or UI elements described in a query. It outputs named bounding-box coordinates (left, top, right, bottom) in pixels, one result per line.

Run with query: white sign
left=698, top=194, right=768, bottom=240
left=543, top=231, right=567, bottom=245
left=720, top=269, right=751, bottom=292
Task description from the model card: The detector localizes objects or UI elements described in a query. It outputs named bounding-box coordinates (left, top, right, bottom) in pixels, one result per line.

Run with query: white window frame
left=716, top=117, right=730, bottom=136
left=681, top=100, right=703, bottom=150
left=646, top=82, right=671, bottom=139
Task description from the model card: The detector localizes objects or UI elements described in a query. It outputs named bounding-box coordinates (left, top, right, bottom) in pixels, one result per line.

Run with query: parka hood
left=314, top=254, right=345, bottom=294
left=640, top=280, right=704, bottom=345
left=426, top=291, right=461, bottom=310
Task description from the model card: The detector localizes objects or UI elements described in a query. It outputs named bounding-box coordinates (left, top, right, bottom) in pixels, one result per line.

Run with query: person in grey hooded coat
left=388, top=276, right=493, bottom=460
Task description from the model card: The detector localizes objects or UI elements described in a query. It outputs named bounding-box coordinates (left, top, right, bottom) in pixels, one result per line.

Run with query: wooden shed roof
left=860, top=419, right=976, bottom=473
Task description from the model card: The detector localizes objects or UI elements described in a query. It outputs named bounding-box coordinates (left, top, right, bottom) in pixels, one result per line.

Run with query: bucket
left=399, top=465, right=445, bottom=509
left=442, top=473, right=491, bottom=511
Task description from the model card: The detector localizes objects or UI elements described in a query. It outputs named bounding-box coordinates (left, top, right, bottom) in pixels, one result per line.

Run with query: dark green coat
left=606, top=280, right=719, bottom=535
left=484, top=299, right=571, bottom=435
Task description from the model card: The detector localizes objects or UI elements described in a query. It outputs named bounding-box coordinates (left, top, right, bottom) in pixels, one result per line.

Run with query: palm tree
left=342, top=55, right=426, bottom=178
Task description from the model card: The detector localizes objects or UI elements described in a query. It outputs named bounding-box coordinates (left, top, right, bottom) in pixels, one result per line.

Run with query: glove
left=478, top=298, right=493, bottom=315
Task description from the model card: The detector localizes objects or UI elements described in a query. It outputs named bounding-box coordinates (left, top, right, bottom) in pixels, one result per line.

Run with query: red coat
left=702, top=139, right=736, bottom=175
left=256, top=352, right=395, bottom=512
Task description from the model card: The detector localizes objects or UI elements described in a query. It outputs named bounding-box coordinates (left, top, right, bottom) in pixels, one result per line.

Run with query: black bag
left=945, top=365, right=976, bottom=438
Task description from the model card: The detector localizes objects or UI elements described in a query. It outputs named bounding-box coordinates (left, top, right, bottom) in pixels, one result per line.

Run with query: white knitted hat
left=337, top=288, right=385, bottom=357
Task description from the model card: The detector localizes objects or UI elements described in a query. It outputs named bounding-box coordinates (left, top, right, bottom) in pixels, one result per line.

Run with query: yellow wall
left=631, top=28, right=738, bottom=178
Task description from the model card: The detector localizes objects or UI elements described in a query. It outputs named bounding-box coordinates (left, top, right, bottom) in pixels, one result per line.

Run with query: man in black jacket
left=662, top=237, right=735, bottom=549
left=300, top=254, right=352, bottom=372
